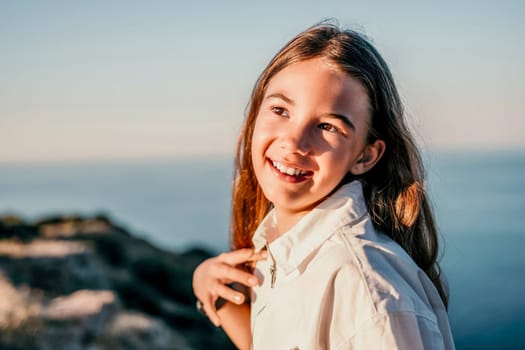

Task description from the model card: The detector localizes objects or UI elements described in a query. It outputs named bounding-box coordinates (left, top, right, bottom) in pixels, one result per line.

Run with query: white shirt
left=251, top=181, right=455, bottom=350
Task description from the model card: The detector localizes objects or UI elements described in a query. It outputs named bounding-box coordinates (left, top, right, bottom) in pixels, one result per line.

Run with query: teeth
left=272, top=160, right=309, bottom=176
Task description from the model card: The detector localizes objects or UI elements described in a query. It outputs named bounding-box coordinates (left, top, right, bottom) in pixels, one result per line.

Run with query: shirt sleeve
left=336, top=311, right=447, bottom=350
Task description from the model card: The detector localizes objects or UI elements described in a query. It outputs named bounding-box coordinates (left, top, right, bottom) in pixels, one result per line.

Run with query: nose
left=279, top=122, right=312, bottom=156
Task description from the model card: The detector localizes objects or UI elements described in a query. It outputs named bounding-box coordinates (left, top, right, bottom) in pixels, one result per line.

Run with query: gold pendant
left=266, top=241, right=277, bottom=288
left=270, top=263, right=277, bottom=288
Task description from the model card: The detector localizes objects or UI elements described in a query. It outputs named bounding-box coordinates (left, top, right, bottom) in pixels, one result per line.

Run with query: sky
left=1, top=0, right=524, bottom=163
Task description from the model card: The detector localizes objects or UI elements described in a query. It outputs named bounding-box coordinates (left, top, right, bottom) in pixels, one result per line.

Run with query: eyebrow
left=265, top=92, right=355, bottom=130
left=265, top=93, right=295, bottom=105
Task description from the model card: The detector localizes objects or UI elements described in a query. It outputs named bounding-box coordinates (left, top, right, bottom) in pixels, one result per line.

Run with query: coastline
left=0, top=214, right=234, bottom=349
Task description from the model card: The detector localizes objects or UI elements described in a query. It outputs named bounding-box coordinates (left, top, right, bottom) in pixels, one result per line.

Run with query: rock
left=0, top=240, right=110, bottom=296
left=0, top=214, right=38, bottom=242
left=100, top=311, right=191, bottom=350
left=0, top=271, right=41, bottom=330
left=0, top=214, right=235, bottom=349
left=37, top=290, right=119, bottom=350
left=0, top=239, right=87, bottom=258
left=38, top=216, right=115, bottom=238
left=43, top=290, right=116, bottom=321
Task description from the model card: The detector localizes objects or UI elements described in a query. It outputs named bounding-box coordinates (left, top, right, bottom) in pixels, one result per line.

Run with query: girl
left=193, top=23, right=455, bottom=349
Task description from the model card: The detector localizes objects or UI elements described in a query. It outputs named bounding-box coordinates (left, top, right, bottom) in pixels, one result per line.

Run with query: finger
left=238, top=250, right=267, bottom=275
left=216, top=283, right=246, bottom=305
left=202, top=295, right=221, bottom=327
left=248, top=249, right=268, bottom=261
left=217, top=263, right=260, bottom=287
left=217, top=248, right=256, bottom=265
left=218, top=248, right=268, bottom=265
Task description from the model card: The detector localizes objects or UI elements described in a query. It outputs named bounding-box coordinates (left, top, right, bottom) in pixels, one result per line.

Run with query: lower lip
left=268, top=159, right=312, bottom=184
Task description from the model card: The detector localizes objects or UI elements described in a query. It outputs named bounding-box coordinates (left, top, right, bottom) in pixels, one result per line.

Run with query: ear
left=349, top=139, right=386, bottom=175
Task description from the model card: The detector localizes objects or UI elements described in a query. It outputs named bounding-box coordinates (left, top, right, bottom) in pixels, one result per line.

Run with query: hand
left=192, top=248, right=267, bottom=326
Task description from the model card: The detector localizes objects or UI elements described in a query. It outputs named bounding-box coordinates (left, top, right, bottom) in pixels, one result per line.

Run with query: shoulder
left=319, top=220, right=452, bottom=348
left=322, top=216, right=443, bottom=322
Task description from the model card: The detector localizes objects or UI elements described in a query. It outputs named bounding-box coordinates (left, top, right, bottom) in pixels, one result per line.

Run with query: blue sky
left=1, top=0, right=524, bottom=162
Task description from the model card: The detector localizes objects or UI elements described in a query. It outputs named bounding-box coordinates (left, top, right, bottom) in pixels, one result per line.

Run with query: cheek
left=327, top=141, right=359, bottom=175
left=251, top=117, right=275, bottom=153
left=250, top=117, right=269, bottom=166
left=250, top=119, right=263, bottom=155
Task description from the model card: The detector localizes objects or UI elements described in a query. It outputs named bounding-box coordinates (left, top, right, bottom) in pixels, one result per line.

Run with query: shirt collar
left=252, top=180, right=367, bottom=275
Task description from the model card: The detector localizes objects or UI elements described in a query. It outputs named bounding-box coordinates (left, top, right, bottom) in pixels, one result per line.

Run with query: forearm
left=218, top=302, right=251, bottom=350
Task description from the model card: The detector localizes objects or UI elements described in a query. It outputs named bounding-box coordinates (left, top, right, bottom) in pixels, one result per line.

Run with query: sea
left=0, top=150, right=524, bottom=349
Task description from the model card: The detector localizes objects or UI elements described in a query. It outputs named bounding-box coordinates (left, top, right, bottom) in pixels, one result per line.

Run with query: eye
left=271, top=106, right=289, bottom=118
left=318, top=122, right=339, bottom=134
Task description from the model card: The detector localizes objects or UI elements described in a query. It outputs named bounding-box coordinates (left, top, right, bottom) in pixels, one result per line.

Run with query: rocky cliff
left=0, top=214, right=234, bottom=350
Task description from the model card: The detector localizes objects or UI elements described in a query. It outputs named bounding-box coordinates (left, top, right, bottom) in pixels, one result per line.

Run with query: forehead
left=264, top=58, right=370, bottom=117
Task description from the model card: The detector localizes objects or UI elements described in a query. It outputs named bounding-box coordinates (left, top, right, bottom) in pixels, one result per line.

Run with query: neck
left=267, top=208, right=310, bottom=243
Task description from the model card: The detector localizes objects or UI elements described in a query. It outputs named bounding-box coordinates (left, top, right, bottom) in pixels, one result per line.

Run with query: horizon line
left=0, top=146, right=524, bottom=166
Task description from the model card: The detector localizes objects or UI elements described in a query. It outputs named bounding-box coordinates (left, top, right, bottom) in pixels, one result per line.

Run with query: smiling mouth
left=269, top=159, right=313, bottom=181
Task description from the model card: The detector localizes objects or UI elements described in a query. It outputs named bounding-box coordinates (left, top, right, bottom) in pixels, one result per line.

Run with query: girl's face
left=251, top=58, right=378, bottom=225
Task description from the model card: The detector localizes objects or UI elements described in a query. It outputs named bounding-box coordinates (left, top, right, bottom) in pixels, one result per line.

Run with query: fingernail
left=234, top=295, right=243, bottom=302
left=248, top=277, right=257, bottom=285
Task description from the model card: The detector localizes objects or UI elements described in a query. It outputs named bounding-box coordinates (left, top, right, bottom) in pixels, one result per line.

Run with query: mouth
left=268, top=159, right=313, bottom=183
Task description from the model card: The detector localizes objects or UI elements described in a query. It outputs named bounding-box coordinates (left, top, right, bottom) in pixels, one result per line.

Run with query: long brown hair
left=231, top=22, right=448, bottom=307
